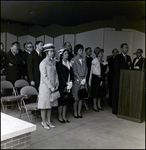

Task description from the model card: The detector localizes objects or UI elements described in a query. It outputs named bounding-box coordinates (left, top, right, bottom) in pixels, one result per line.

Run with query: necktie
left=124, top=55, right=127, bottom=63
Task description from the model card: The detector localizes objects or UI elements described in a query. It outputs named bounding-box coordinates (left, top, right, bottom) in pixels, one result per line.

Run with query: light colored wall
left=18, top=35, right=29, bottom=50
left=44, top=35, right=53, bottom=45
left=1, top=32, right=6, bottom=52
left=54, top=35, right=64, bottom=59
left=75, top=28, right=104, bottom=58
left=36, top=35, right=44, bottom=43
left=64, top=34, right=75, bottom=49
left=6, top=32, right=17, bottom=52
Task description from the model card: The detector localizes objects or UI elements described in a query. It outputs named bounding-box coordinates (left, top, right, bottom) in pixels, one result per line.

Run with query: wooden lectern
left=117, top=69, right=145, bottom=123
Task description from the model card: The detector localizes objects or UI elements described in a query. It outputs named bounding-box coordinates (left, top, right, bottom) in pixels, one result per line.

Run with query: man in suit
left=63, top=41, right=74, bottom=61
left=112, top=43, right=132, bottom=115
left=107, top=48, right=119, bottom=107
left=132, top=49, right=145, bottom=70
left=28, top=41, right=45, bottom=91
left=6, top=42, right=24, bottom=85
left=22, top=42, right=34, bottom=81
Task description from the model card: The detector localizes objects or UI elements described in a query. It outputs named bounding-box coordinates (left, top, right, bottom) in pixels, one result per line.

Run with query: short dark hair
left=11, top=42, right=18, bottom=47
left=137, top=48, right=143, bottom=53
left=112, top=48, right=118, bottom=54
left=60, top=49, right=69, bottom=60
left=63, top=41, right=71, bottom=47
left=120, top=43, right=128, bottom=48
left=23, top=42, right=28, bottom=48
left=35, top=41, right=43, bottom=47
left=74, top=44, right=84, bottom=55
left=85, top=47, right=91, bottom=51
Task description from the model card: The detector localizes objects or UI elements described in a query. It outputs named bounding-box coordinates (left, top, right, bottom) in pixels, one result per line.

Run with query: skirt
left=91, top=74, right=101, bottom=98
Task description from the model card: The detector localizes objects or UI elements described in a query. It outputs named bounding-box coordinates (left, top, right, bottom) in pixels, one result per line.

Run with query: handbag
left=63, top=92, right=75, bottom=106
left=50, top=91, right=60, bottom=102
left=78, top=85, right=88, bottom=99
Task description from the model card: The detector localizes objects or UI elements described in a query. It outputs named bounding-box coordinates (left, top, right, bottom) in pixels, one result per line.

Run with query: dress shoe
left=73, top=115, right=78, bottom=118
left=46, top=121, right=56, bottom=128
left=97, top=107, right=104, bottom=111
left=41, top=121, right=50, bottom=129
left=78, top=115, right=83, bottom=118
left=57, top=117, right=65, bottom=123
left=92, top=108, right=99, bottom=112
left=63, top=119, right=70, bottom=123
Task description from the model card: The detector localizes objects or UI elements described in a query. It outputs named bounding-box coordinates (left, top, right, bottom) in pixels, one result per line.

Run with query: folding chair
left=1, top=81, right=23, bottom=113
left=1, top=75, right=6, bottom=81
left=14, top=79, right=29, bottom=95
left=20, top=86, right=39, bottom=122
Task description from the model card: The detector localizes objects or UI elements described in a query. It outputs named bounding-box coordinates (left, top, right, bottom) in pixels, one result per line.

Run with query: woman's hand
left=80, top=78, right=86, bottom=85
left=51, top=87, right=55, bottom=92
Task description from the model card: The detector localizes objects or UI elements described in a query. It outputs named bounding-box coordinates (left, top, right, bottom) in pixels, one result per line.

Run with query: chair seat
left=1, top=95, right=22, bottom=102
left=25, top=103, right=38, bottom=110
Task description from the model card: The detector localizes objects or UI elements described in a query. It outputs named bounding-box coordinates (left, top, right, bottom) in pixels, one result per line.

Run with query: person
left=112, top=43, right=132, bottom=115
left=0, top=42, right=6, bottom=75
left=132, top=49, right=145, bottom=70
left=107, top=48, right=119, bottom=107
left=85, top=47, right=93, bottom=85
left=38, top=43, right=59, bottom=129
left=71, top=44, right=88, bottom=118
left=89, top=47, right=108, bottom=112
left=56, top=48, right=74, bottom=123
left=23, top=42, right=28, bottom=52
left=63, top=41, right=74, bottom=61
left=28, top=41, right=45, bottom=91
left=14, top=41, right=24, bottom=57
left=22, top=42, right=34, bottom=81
left=5, top=42, right=24, bottom=85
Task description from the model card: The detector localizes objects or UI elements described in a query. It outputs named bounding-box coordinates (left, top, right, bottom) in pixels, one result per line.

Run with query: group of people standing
left=0, top=41, right=145, bottom=130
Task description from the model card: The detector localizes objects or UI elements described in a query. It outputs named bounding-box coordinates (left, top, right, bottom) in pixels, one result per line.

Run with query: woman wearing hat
left=71, top=44, right=88, bottom=118
left=89, top=47, right=108, bottom=112
left=38, top=43, right=59, bottom=129
left=56, top=48, right=74, bottom=123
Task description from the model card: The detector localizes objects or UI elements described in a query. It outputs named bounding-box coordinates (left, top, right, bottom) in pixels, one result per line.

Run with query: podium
left=117, top=70, right=145, bottom=123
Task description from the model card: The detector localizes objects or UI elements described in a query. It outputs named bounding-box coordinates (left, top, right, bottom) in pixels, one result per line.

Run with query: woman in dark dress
left=89, top=47, right=108, bottom=111
left=56, top=48, right=74, bottom=123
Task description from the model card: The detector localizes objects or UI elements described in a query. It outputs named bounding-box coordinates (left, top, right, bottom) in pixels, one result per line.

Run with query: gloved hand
left=80, top=79, right=86, bottom=85
left=67, top=81, right=73, bottom=90
left=51, top=87, right=55, bottom=92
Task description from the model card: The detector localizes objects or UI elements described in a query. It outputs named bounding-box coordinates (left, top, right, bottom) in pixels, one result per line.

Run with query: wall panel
left=54, top=35, right=64, bottom=59
left=28, top=35, right=36, bottom=48
left=18, top=35, right=28, bottom=50
left=1, top=32, right=6, bottom=52
left=44, top=35, right=53, bottom=44
left=64, top=34, right=75, bottom=50
left=75, top=29, right=104, bottom=58
left=6, top=32, right=17, bottom=52
left=103, top=28, right=133, bottom=60
left=36, top=35, right=45, bottom=43
left=132, top=30, right=145, bottom=58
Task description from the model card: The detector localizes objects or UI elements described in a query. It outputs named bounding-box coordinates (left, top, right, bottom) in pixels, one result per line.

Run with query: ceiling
left=1, top=1, right=145, bottom=27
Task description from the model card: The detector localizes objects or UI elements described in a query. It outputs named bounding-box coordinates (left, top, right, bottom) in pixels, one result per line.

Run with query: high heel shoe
left=73, top=115, right=78, bottom=118
left=92, top=107, right=99, bottom=112
left=97, top=106, right=104, bottom=111
left=57, top=117, right=65, bottom=123
left=46, top=121, right=56, bottom=128
left=63, top=119, right=70, bottom=123
left=41, top=121, right=50, bottom=129
left=78, top=115, right=83, bottom=118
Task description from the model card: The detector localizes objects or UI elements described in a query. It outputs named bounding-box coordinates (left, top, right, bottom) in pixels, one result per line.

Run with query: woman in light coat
left=38, top=43, right=59, bottom=129
left=71, top=44, right=88, bottom=118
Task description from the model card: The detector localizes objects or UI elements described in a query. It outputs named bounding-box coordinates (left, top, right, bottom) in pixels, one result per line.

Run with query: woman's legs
left=62, top=105, right=67, bottom=120
left=41, top=109, right=48, bottom=126
left=73, top=101, right=78, bottom=116
left=97, top=98, right=103, bottom=109
left=93, top=98, right=98, bottom=110
left=58, top=106, right=63, bottom=121
left=78, top=99, right=82, bottom=116
left=46, top=109, right=52, bottom=123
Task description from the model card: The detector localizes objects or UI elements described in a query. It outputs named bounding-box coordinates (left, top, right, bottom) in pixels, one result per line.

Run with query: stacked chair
left=0, top=80, right=23, bottom=113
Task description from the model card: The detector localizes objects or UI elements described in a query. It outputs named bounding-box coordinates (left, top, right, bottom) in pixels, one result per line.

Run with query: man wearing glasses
left=132, top=49, right=145, bottom=70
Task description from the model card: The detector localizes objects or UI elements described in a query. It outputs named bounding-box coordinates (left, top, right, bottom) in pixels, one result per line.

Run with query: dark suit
left=22, top=51, right=33, bottom=82
left=27, top=50, right=45, bottom=90
left=85, top=56, right=93, bottom=84
left=5, top=50, right=23, bottom=85
left=132, top=57, right=145, bottom=70
left=112, top=53, right=132, bottom=114
left=0, top=50, right=6, bottom=75
left=107, top=56, right=116, bottom=107
left=56, top=61, right=74, bottom=106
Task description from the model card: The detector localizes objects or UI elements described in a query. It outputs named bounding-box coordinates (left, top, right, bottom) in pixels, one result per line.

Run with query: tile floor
left=2, top=102, right=145, bottom=149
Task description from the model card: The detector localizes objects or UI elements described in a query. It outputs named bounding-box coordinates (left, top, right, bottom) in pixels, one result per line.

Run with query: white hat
left=58, top=48, right=67, bottom=55
left=43, top=43, right=55, bottom=52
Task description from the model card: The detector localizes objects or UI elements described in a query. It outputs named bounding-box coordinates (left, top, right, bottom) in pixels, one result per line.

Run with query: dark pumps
left=57, top=117, right=65, bottom=123
left=92, top=108, right=99, bottom=112
left=97, top=107, right=104, bottom=111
